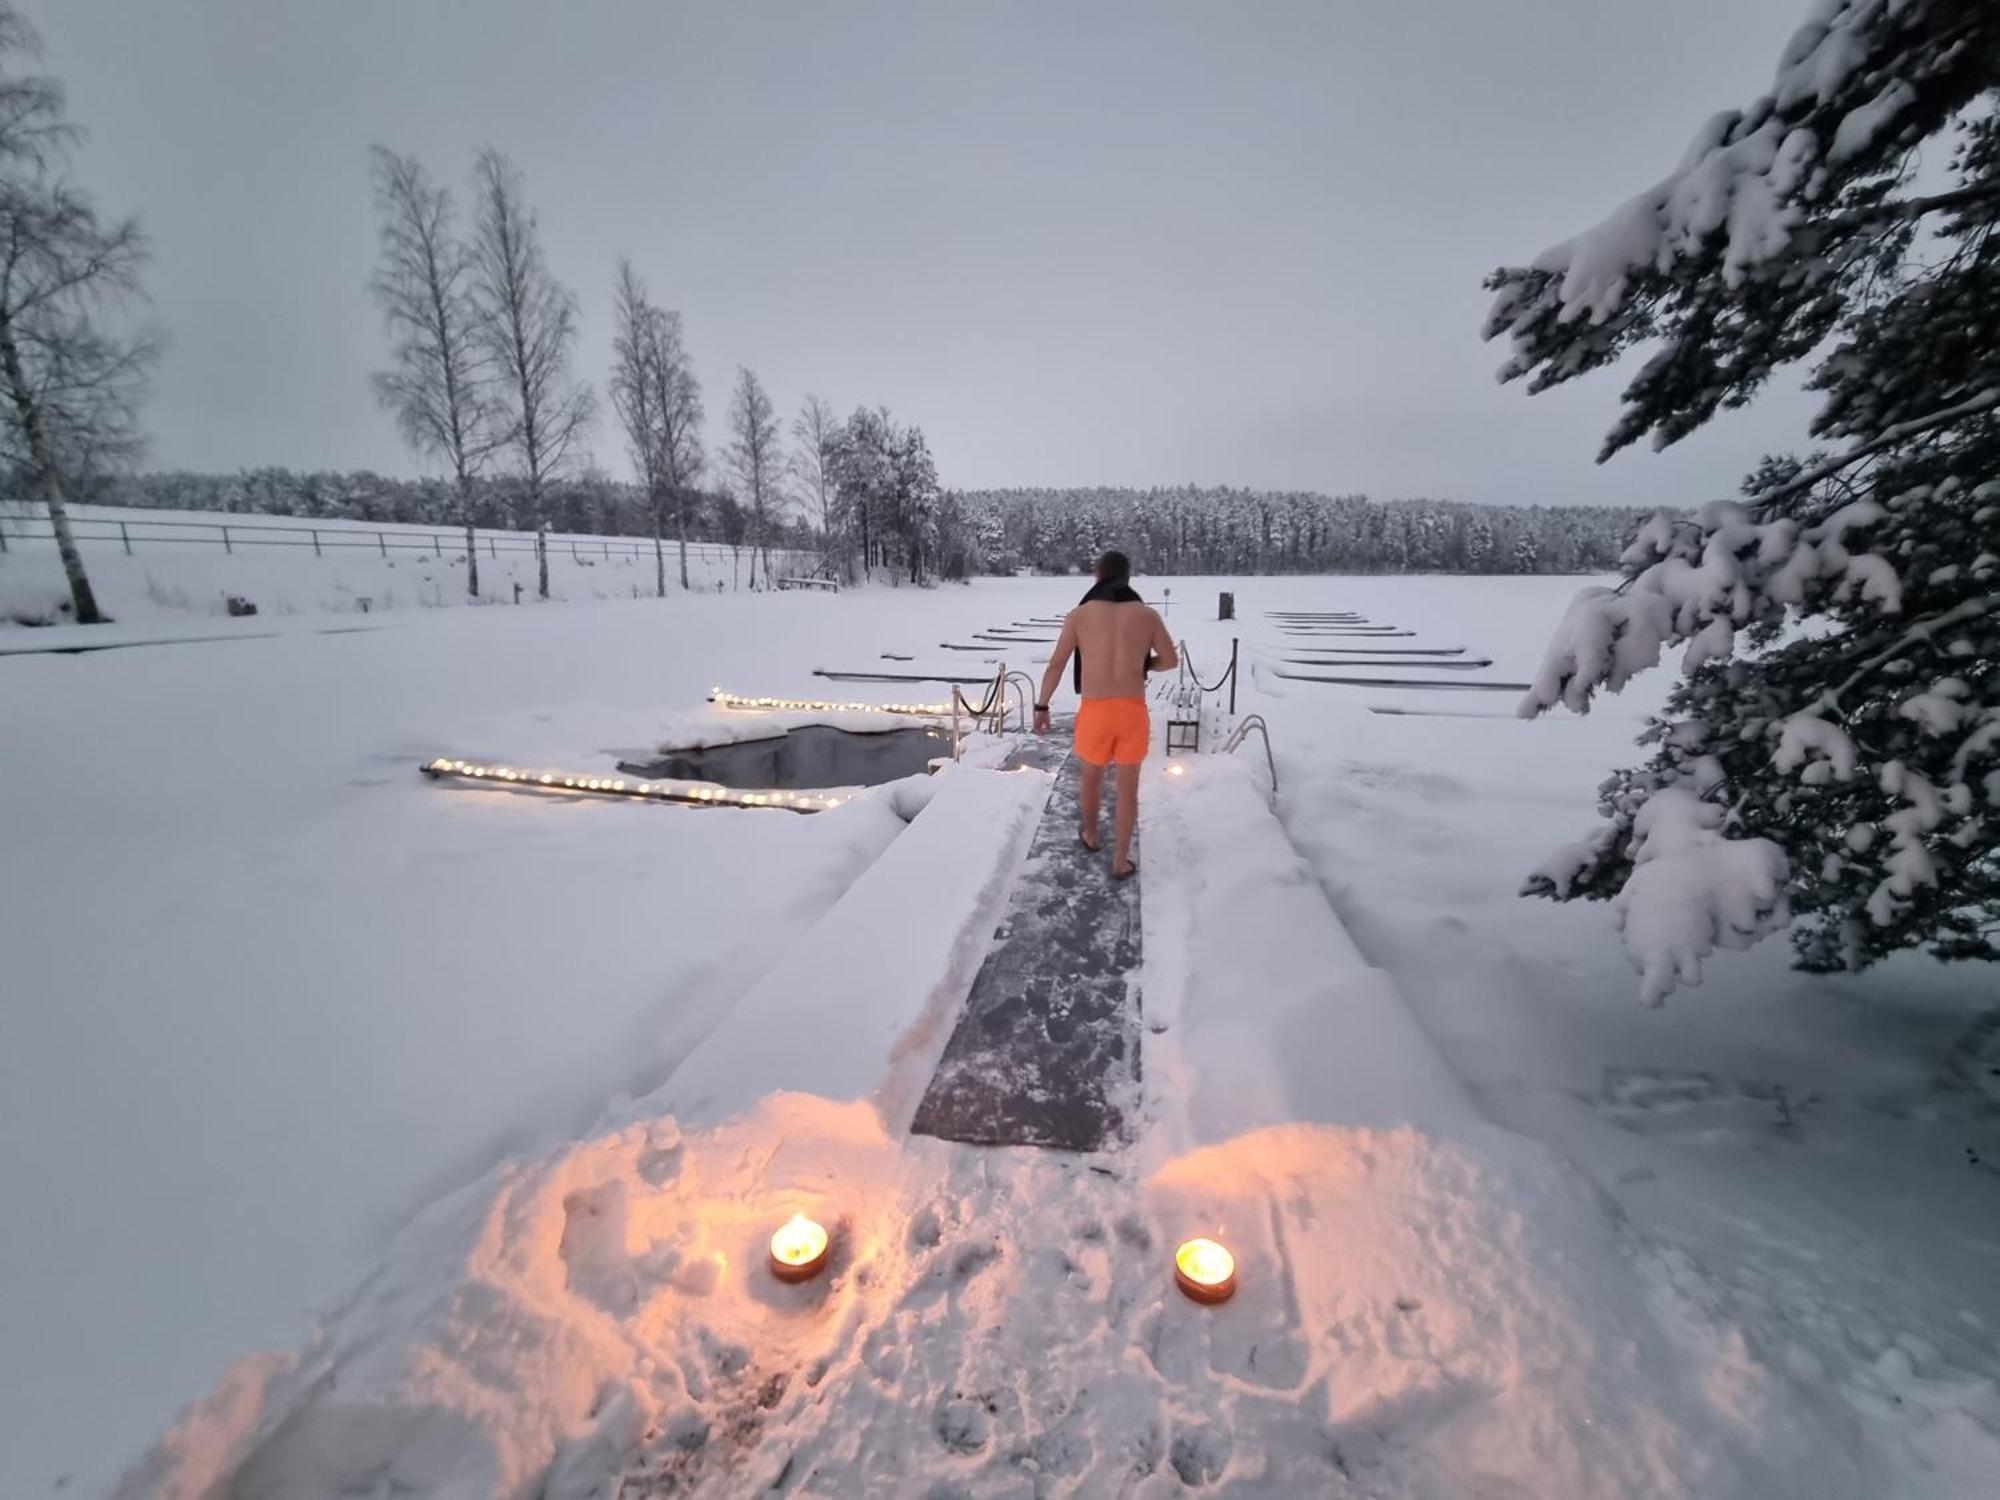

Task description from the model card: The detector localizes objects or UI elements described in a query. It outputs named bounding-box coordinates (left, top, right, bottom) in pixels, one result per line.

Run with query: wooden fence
left=0, top=508, right=819, bottom=577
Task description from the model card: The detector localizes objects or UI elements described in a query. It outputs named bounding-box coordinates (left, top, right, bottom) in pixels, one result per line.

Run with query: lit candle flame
left=1174, top=1237, right=1235, bottom=1300
left=769, top=1213, right=829, bottom=1271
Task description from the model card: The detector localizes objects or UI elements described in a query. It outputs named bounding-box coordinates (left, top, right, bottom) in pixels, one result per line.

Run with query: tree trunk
left=653, top=503, right=666, bottom=598
left=676, top=497, right=690, bottom=589
left=0, top=320, right=101, bottom=623
left=457, top=471, right=480, bottom=598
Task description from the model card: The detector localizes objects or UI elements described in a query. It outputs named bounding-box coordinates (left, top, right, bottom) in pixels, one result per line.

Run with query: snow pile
left=120, top=1095, right=1799, bottom=1500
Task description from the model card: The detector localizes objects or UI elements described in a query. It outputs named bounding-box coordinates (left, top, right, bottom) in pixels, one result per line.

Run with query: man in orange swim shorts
left=1033, top=550, right=1178, bottom=880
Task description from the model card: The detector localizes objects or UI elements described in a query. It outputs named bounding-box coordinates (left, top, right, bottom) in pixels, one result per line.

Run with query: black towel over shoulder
left=1071, top=580, right=1144, bottom=694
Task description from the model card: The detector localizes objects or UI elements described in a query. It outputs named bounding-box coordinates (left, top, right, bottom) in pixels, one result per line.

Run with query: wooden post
left=221, top=524, right=232, bottom=555
left=433, top=534, right=441, bottom=556
left=1229, top=637, right=1239, bottom=715
left=120, top=521, right=131, bottom=555
left=378, top=531, right=387, bottom=556
left=311, top=528, right=321, bottom=557
left=489, top=536, right=496, bottom=558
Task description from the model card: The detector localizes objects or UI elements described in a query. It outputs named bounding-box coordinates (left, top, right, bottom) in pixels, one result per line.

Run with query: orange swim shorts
left=1074, top=695, right=1151, bottom=766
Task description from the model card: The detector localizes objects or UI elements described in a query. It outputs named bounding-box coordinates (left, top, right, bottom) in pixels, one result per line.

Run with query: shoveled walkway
left=910, top=735, right=1144, bottom=1152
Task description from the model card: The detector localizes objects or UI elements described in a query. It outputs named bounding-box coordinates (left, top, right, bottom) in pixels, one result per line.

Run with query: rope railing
left=1175, top=637, right=1241, bottom=714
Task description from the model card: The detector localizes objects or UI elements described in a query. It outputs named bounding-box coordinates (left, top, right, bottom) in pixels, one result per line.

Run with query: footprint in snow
left=1170, top=1423, right=1233, bottom=1486
left=934, top=1396, right=993, bottom=1455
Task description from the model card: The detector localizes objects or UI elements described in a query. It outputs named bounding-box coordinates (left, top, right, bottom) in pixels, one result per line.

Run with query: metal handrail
left=1002, top=671, right=1035, bottom=733
left=951, top=664, right=1009, bottom=759
left=1220, top=713, right=1278, bottom=793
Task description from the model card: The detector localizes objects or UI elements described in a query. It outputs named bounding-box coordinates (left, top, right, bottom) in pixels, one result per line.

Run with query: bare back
left=1062, top=600, right=1176, bottom=699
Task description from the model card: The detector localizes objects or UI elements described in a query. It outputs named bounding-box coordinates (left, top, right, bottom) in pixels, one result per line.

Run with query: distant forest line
left=68, top=469, right=1644, bottom=577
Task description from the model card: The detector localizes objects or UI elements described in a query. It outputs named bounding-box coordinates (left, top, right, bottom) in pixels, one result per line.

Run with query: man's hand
left=1033, top=706, right=1051, bottom=735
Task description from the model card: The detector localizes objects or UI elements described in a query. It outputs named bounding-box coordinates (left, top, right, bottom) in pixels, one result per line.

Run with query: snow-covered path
left=5, top=574, right=1996, bottom=1496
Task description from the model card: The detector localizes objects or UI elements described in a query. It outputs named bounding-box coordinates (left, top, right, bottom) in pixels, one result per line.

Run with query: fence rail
left=0, top=507, right=819, bottom=576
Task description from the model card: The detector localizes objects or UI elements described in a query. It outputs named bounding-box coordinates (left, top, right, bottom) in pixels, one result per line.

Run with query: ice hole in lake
left=618, top=723, right=951, bottom=790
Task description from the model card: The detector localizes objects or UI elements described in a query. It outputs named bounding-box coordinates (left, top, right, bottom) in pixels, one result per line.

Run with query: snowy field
left=2, top=566, right=1996, bottom=1497
left=0, top=503, right=812, bottom=633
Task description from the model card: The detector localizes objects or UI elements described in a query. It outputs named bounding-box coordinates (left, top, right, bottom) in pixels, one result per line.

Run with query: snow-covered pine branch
left=1493, top=0, right=2000, bottom=999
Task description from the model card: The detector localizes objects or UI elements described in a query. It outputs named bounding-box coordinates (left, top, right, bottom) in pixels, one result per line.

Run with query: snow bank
left=631, top=764, right=1051, bottom=1130
left=1141, top=757, right=1478, bottom=1146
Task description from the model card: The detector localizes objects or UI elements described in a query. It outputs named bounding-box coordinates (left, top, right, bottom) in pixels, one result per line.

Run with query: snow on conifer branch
left=1492, top=0, right=2000, bottom=999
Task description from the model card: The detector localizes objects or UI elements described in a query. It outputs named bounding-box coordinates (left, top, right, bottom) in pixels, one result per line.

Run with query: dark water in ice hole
left=617, top=724, right=951, bottom=790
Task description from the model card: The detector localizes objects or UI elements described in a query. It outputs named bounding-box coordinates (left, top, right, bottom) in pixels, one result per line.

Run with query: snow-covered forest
left=59, top=469, right=1643, bottom=579
left=962, top=486, right=1643, bottom=575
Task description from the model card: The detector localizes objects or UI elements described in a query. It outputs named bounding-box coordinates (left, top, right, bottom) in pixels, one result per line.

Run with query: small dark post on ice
left=1218, top=590, right=1235, bottom=621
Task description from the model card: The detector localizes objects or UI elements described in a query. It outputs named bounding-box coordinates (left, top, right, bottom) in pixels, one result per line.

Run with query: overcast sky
left=35, top=0, right=1818, bottom=509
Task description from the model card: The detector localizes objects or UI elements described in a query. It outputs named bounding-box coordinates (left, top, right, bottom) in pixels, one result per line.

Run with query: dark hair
left=1094, top=549, right=1131, bottom=585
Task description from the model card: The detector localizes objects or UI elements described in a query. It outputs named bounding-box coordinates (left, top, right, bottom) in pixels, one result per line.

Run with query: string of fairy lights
left=420, top=758, right=850, bottom=813
left=708, top=688, right=952, bottom=717
left=421, top=686, right=961, bottom=813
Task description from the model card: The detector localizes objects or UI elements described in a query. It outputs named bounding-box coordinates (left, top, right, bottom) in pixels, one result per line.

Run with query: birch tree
left=791, top=392, right=838, bottom=551
left=726, top=365, right=782, bottom=586
left=470, top=148, right=593, bottom=534
left=609, top=259, right=667, bottom=595
left=368, top=146, right=495, bottom=597
left=0, top=4, right=158, bottom=625
left=649, top=299, right=705, bottom=589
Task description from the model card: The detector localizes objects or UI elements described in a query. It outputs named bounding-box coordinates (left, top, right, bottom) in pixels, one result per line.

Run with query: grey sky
left=35, top=0, right=1817, bottom=509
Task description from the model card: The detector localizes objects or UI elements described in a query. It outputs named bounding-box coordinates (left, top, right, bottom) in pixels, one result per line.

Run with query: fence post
left=221, top=524, right=232, bottom=555
left=433, top=534, right=441, bottom=556
left=603, top=541, right=610, bottom=560
left=311, top=528, right=321, bottom=557
left=378, top=531, right=387, bottom=556
left=0, top=520, right=8, bottom=552
left=1229, top=637, right=1239, bottom=715
left=488, top=536, right=496, bottom=558
left=571, top=541, right=579, bottom=560
left=121, top=521, right=131, bottom=555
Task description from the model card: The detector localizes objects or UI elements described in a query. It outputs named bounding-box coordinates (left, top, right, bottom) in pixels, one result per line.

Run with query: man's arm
left=1148, top=608, right=1179, bottom=673
left=1034, top=614, right=1078, bottom=733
